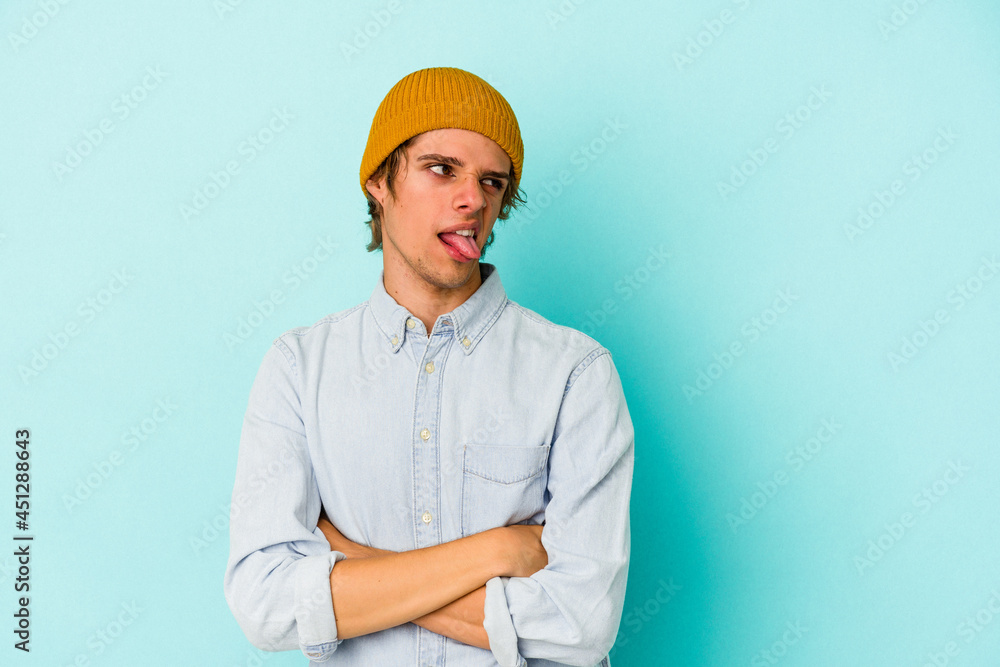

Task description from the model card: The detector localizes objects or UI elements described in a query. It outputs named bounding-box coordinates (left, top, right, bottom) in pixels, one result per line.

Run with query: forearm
left=411, top=584, right=490, bottom=650
left=330, top=529, right=504, bottom=640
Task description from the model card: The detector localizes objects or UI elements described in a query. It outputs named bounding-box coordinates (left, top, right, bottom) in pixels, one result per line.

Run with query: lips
left=438, top=231, right=481, bottom=260
left=438, top=224, right=479, bottom=237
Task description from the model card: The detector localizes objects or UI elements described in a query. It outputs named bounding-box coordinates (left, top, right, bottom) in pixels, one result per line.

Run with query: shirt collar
left=368, top=262, right=508, bottom=355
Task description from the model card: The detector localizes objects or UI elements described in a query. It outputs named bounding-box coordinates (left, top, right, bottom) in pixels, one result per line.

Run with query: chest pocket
left=461, top=443, right=550, bottom=537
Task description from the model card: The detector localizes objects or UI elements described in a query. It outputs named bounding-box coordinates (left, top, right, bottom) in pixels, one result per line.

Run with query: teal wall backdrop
left=2, top=1, right=998, bottom=665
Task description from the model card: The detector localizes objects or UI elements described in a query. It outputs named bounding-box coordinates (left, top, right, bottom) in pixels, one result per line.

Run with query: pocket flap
left=463, top=443, right=550, bottom=485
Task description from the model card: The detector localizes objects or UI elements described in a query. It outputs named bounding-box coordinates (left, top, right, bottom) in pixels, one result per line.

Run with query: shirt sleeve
left=223, top=340, right=347, bottom=663
left=483, top=349, right=634, bottom=667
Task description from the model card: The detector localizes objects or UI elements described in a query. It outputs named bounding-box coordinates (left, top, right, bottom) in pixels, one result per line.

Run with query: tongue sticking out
left=439, top=232, right=481, bottom=260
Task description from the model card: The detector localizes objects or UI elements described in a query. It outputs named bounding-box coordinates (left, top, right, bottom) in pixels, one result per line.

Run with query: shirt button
left=420, top=428, right=431, bottom=441
left=391, top=335, right=398, bottom=345
left=462, top=337, right=471, bottom=347
left=406, top=318, right=416, bottom=329
left=425, top=361, right=435, bottom=374
left=422, top=511, right=432, bottom=524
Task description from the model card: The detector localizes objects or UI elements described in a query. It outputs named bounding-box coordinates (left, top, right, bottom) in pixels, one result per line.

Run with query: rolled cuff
left=294, top=550, right=347, bottom=662
left=484, top=576, right=527, bottom=667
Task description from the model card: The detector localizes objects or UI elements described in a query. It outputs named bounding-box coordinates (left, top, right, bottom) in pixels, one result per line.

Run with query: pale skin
left=318, top=511, right=545, bottom=650
left=319, top=128, right=548, bottom=650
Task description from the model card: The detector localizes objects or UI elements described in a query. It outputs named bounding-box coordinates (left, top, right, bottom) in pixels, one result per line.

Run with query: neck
left=383, top=261, right=483, bottom=335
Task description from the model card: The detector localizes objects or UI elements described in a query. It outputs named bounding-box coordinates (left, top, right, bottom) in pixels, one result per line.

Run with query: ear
left=366, top=175, right=387, bottom=205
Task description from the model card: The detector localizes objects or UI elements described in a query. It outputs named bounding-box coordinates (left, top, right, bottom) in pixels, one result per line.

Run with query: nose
left=452, top=174, right=488, bottom=212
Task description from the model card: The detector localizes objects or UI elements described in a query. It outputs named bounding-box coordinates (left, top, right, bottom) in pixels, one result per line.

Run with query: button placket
left=412, top=333, right=451, bottom=551
left=411, top=324, right=450, bottom=667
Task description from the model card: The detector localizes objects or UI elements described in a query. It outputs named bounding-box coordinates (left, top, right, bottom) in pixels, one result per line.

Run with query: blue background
left=2, top=1, right=998, bottom=665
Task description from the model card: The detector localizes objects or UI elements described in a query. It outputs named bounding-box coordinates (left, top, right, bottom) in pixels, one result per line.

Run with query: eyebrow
left=415, top=153, right=511, bottom=182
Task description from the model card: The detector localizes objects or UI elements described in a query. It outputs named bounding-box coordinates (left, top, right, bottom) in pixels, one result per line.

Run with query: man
left=224, top=66, right=635, bottom=667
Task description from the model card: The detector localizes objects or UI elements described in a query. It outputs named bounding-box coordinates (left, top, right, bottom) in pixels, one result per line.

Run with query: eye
left=429, top=164, right=504, bottom=192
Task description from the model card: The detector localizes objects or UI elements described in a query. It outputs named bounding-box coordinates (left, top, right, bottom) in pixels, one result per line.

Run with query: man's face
left=367, top=128, right=512, bottom=294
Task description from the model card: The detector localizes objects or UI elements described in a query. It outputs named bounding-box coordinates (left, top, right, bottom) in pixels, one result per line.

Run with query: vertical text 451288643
left=14, top=428, right=32, bottom=653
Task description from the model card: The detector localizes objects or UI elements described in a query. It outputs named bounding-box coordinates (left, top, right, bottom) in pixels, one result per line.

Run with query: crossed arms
left=314, top=509, right=548, bottom=650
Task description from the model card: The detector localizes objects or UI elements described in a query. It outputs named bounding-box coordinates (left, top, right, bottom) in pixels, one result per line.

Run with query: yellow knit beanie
left=359, top=67, right=523, bottom=195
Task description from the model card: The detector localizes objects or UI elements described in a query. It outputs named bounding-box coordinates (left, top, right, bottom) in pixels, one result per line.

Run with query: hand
left=500, top=524, right=548, bottom=578
left=317, top=507, right=393, bottom=559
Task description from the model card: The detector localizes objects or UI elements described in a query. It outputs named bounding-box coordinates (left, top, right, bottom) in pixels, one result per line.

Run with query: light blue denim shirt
left=224, top=262, right=634, bottom=666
